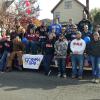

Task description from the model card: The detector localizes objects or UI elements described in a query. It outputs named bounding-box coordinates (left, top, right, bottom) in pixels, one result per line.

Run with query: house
left=51, top=0, right=86, bottom=24
left=41, top=19, right=53, bottom=26
left=0, top=0, right=14, bottom=13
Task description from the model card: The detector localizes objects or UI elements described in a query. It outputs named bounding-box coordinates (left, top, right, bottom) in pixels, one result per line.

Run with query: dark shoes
left=72, top=75, right=83, bottom=80
left=5, top=67, right=12, bottom=72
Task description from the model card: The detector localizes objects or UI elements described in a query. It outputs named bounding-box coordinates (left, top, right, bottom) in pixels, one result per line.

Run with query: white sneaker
left=48, top=70, right=51, bottom=76
left=63, top=74, right=67, bottom=78
left=92, top=78, right=95, bottom=83
left=78, top=76, right=83, bottom=80
left=57, top=73, right=61, bottom=77
left=0, top=71, right=4, bottom=74
left=95, top=79, right=100, bottom=84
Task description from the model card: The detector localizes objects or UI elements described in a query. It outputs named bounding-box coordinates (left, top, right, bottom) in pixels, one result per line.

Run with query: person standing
left=70, top=31, right=86, bottom=79
left=36, top=23, right=48, bottom=53
left=0, top=36, right=12, bottom=72
left=94, top=25, right=100, bottom=35
left=27, top=20, right=35, bottom=33
left=70, top=25, right=78, bottom=41
left=0, top=38, right=5, bottom=71
left=66, top=18, right=74, bottom=35
left=15, top=21, right=24, bottom=39
left=78, top=13, right=92, bottom=33
left=87, top=32, right=100, bottom=83
left=49, top=18, right=62, bottom=39
left=43, top=34, right=55, bottom=76
left=82, top=25, right=92, bottom=39
left=55, top=34, right=68, bottom=78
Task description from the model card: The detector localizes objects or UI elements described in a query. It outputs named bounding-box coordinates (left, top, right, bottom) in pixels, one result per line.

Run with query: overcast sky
left=37, top=0, right=100, bottom=19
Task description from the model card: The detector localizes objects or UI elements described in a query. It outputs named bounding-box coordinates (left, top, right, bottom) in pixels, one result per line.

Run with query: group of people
left=0, top=13, right=100, bottom=84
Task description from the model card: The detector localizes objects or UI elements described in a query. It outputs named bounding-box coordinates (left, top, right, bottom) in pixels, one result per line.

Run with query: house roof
left=51, top=0, right=86, bottom=13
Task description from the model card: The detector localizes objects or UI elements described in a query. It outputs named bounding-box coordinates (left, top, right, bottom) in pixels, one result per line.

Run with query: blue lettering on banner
left=25, top=57, right=41, bottom=65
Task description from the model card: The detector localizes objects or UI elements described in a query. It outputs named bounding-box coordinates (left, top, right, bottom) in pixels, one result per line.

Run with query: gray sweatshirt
left=54, top=40, right=68, bottom=58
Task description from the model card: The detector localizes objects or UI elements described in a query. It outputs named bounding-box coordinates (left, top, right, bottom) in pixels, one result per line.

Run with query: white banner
left=22, top=54, right=44, bottom=69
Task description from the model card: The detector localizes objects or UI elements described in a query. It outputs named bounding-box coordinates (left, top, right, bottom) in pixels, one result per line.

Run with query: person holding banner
left=43, top=34, right=55, bottom=76
left=55, top=34, right=68, bottom=78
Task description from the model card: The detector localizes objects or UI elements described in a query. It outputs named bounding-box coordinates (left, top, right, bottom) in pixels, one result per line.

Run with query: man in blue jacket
left=49, top=18, right=62, bottom=39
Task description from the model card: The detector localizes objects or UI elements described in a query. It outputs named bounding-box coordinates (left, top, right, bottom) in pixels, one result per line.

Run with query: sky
left=37, top=0, right=100, bottom=20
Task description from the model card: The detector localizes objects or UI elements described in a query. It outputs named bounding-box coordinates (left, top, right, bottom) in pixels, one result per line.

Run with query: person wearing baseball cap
left=70, top=31, right=86, bottom=79
left=87, top=32, right=100, bottom=83
left=54, top=34, right=68, bottom=78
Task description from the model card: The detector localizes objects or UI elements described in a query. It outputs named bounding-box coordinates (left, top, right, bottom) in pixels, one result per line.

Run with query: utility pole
left=86, top=0, right=89, bottom=11
left=86, top=0, right=89, bottom=19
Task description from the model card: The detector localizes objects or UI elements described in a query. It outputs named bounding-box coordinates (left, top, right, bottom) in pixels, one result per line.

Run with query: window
left=64, top=1, right=72, bottom=9
left=55, top=12, right=60, bottom=18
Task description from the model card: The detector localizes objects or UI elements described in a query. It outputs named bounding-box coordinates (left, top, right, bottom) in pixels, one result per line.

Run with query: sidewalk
left=0, top=71, right=100, bottom=100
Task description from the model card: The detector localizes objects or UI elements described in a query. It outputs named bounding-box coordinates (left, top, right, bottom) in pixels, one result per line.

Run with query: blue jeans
left=90, top=56, right=100, bottom=78
left=39, top=42, right=46, bottom=54
left=71, top=54, right=84, bottom=77
left=57, top=58, right=66, bottom=75
left=26, top=41, right=39, bottom=54
left=0, top=51, right=8, bottom=71
left=43, top=55, right=53, bottom=74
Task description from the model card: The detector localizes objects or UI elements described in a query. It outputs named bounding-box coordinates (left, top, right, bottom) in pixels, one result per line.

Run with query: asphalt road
left=0, top=71, right=100, bottom=100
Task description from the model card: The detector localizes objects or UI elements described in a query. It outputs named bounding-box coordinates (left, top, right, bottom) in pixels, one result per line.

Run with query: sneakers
left=95, top=79, right=100, bottom=84
left=91, top=78, right=100, bottom=84
left=57, top=73, right=61, bottom=77
left=0, top=71, right=4, bottom=74
left=47, top=70, right=51, bottom=76
left=62, top=74, right=67, bottom=78
left=78, top=76, right=83, bottom=80
left=6, top=67, right=12, bottom=72
left=44, top=70, right=51, bottom=76
left=92, top=78, right=96, bottom=83
left=72, top=75, right=76, bottom=79
left=72, top=75, right=83, bottom=80
left=57, top=73, right=67, bottom=78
